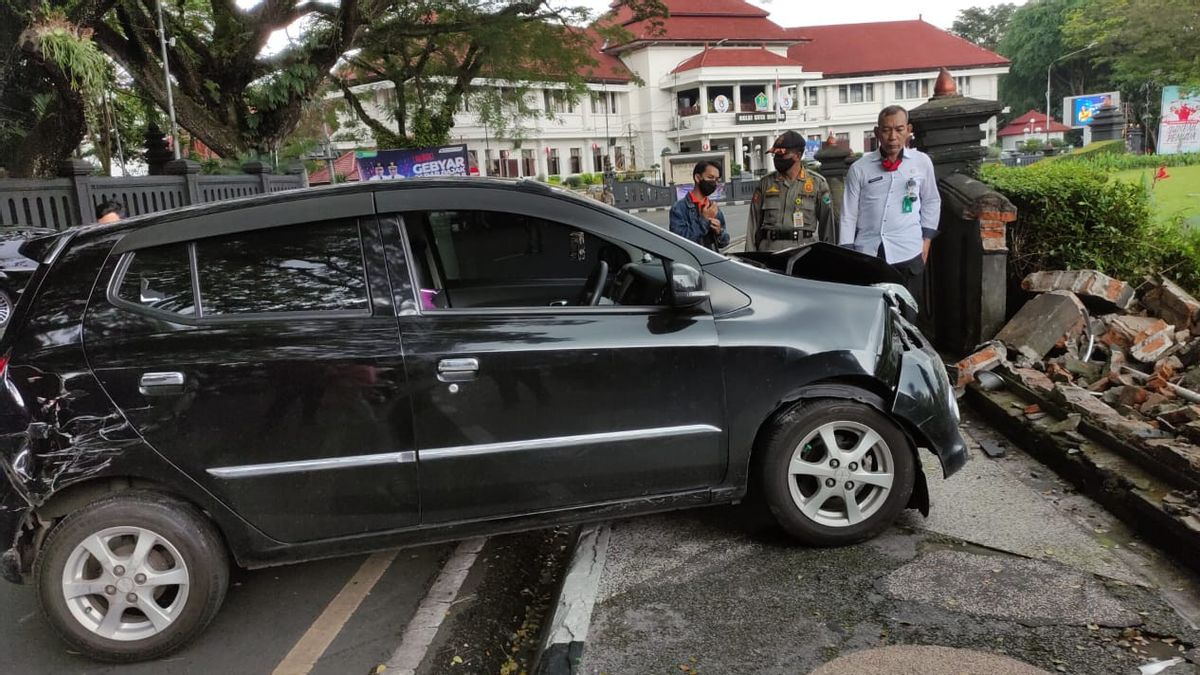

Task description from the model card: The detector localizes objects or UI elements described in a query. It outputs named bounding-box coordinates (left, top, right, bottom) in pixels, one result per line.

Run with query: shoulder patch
left=765, top=185, right=781, bottom=194
left=822, top=194, right=831, bottom=205
left=803, top=179, right=814, bottom=193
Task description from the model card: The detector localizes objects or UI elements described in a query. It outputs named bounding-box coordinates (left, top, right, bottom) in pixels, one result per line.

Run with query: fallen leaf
left=452, top=655, right=464, bottom=665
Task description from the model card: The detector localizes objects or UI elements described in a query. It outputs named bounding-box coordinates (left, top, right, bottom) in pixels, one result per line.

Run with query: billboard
left=1159, top=86, right=1200, bottom=155
left=355, top=144, right=470, bottom=180
left=1062, top=92, right=1120, bottom=128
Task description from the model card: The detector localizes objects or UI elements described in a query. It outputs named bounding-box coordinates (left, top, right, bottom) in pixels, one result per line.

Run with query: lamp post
left=154, top=0, right=181, bottom=160
left=1045, top=41, right=1098, bottom=144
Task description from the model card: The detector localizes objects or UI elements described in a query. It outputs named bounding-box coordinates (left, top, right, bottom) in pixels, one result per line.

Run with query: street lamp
left=1045, top=41, right=1098, bottom=144
left=154, top=0, right=181, bottom=160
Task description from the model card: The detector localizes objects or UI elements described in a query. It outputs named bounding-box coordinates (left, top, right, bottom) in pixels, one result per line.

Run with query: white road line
left=272, top=551, right=398, bottom=675
left=382, top=537, right=488, bottom=675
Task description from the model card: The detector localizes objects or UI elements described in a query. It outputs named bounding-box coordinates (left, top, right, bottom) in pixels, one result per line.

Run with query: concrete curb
left=533, top=524, right=611, bottom=675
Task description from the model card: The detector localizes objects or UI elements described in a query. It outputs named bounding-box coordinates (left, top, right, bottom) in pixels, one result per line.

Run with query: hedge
left=979, top=161, right=1200, bottom=295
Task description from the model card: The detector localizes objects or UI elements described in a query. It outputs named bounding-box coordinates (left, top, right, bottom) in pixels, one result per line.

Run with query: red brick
left=1143, top=278, right=1200, bottom=331
left=1022, top=270, right=1135, bottom=312
left=954, top=341, right=1007, bottom=388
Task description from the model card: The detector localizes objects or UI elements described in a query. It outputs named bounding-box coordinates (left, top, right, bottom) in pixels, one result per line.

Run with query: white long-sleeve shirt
left=839, top=148, right=941, bottom=263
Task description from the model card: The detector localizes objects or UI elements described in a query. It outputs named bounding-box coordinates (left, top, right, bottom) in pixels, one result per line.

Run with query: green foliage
left=1018, top=139, right=1046, bottom=153
left=980, top=161, right=1200, bottom=295
left=1061, top=150, right=1200, bottom=171
left=996, top=0, right=1110, bottom=123
left=950, top=3, right=1018, bottom=51
left=35, top=24, right=108, bottom=97
left=563, top=175, right=583, bottom=188
left=547, top=175, right=562, bottom=185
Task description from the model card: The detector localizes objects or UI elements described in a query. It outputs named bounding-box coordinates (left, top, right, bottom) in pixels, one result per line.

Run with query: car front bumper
left=890, top=335, right=968, bottom=477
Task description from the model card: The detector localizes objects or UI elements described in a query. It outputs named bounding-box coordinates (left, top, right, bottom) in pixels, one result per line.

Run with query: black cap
left=771, top=130, right=806, bottom=151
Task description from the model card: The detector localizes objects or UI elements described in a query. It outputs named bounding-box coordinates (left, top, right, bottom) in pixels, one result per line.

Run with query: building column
left=699, top=84, right=708, bottom=114
left=733, top=84, right=741, bottom=112
left=536, top=143, right=548, bottom=177
left=735, top=134, right=745, bottom=174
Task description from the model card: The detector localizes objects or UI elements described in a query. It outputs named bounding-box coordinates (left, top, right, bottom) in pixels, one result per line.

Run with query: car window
left=401, top=210, right=668, bottom=310
left=195, top=219, right=369, bottom=316
left=116, top=243, right=196, bottom=316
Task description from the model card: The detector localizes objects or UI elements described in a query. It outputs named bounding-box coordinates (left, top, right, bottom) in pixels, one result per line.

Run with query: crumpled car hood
left=730, top=242, right=904, bottom=286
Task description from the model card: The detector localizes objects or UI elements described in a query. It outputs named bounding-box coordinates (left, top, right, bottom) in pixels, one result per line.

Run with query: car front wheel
left=35, top=491, right=229, bottom=662
left=760, top=399, right=915, bottom=546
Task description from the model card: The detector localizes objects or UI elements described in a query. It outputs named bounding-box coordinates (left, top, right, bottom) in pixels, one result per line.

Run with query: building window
left=522, top=149, right=536, bottom=177
left=864, top=132, right=879, bottom=153
left=835, top=132, right=850, bottom=148
left=591, top=92, right=618, bottom=115
left=543, top=90, right=573, bottom=114
left=569, top=148, right=582, bottom=174
left=808, top=134, right=822, bottom=142
left=893, top=79, right=929, bottom=100
left=468, top=150, right=479, bottom=174
left=548, top=148, right=561, bottom=175
left=838, top=83, right=874, bottom=104
left=592, top=145, right=604, bottom=172
left=956, top=76, right=971, bottom=95
left=614, top=147, right=625, bottom=171
left=500, top=150, right=517, bottom=177
left=803, top=87, right=819, bottom=107
left=486, top=149, right=498, bottom=176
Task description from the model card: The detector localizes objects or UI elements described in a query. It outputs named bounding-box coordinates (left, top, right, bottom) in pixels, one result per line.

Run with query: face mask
left=697, top=179, right=718, bottom=197
left=773, top=155, right=796, bottom=174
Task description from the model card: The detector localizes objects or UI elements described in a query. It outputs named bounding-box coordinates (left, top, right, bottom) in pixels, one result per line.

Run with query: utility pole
left=154, top=0, right=181, bottom=160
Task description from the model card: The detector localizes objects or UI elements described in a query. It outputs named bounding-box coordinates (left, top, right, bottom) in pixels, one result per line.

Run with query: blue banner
left=356, top=144, right=469, bottom=181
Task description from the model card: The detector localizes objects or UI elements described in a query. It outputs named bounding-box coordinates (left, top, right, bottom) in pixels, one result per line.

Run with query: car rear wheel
left=35, top=491, right=229, bottom=662
left=760, top=399, right=915, bottom=546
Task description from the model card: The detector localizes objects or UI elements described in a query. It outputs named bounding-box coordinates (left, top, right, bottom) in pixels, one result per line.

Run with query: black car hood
left=729, top=242, right=904, bottom=286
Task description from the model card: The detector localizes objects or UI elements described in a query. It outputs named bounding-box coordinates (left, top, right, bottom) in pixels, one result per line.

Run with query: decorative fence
left=0, top=160, right=307, bottom=230
left=610, top=178, right=758, bottom=211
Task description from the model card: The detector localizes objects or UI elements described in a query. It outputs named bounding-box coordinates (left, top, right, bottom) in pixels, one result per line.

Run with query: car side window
left=402, top=210, right=667, bottom=310
left=116, top=243, right=196, bottom=316
left=195, top=219, right=369, bottom=316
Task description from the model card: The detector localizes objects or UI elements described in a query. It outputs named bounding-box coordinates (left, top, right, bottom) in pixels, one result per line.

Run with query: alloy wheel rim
left=60, top=526, right=190, bottom=641
left=787, top=421, right=895, bottom=528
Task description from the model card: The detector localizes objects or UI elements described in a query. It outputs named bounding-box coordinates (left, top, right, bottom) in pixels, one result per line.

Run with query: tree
left=996, top=0, right=1110, bottom=124
left=1064, top=0, right=1200, bottom=143
left=950, top=3, right=1017, bottom=52
left=1, top=3, right=111, bottom=177
left=335, top=0, right=666, bottom=149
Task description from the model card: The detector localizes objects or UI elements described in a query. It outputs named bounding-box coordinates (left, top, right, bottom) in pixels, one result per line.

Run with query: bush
left=1059, top=150, right=1200, bottom=172
left=547, top=175, right=562, bottom=185
left=1018, top=139, right=1045, bottom=154
left=562, top=175, right=582, bottom=188
left=579, top=172, right=602, bottom=185
left=980, top=161, right=1161, bottom=285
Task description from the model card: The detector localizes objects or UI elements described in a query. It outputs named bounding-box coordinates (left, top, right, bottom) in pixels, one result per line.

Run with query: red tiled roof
left=998, top=109, right=1073, bottom=137
left=671, top=47, right=805, bottom=73
left=308, top=151, right=360, bottom=185
left=601, top=0, right=795, bottom=49
left=581, top=27, right=634, bottom=82
left=785, top=20, right=1009, bottom=77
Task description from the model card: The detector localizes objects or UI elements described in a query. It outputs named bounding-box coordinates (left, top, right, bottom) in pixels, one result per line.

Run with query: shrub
left=1060, top=150, right=1200, bottom=172
left=547, top=175, right=562, bottom=185
left=1018, top=139, right=1046, bottom=154
left=563, top=175, right=582, bottom=188
left=980, top=161, right=1161, bottom=285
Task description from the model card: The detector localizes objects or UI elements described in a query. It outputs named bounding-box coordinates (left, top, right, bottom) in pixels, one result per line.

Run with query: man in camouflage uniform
left=746, top=131, right=836, bottom=252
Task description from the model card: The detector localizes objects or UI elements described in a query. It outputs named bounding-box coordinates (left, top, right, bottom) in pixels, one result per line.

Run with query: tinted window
left=117, top=243, right=196, bottom=316
left=195, top=220, right=369, bottom=315
left=426, top=210, right=600, bottom=282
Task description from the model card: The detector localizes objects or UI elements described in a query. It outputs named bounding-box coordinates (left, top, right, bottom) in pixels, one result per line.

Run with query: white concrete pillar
left=733, top=84, right=741, bottom=113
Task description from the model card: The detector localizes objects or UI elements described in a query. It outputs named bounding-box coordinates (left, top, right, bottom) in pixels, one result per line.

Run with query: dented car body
left=0, top=178, right=964, bottom=661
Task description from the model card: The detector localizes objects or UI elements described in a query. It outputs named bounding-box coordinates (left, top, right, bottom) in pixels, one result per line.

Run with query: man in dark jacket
left=669, top=160, right=729, bottom=251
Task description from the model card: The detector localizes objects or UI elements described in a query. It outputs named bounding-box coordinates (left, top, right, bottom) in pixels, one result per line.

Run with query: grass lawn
left=1113, top=165, right=1200, bottom=227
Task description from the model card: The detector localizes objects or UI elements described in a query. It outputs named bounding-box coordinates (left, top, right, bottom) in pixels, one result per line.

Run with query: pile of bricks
left=957, top=269, right=1200, bottom=444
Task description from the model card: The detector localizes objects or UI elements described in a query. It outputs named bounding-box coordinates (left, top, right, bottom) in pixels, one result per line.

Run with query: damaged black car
left=0, top=178, right=965, bottom=662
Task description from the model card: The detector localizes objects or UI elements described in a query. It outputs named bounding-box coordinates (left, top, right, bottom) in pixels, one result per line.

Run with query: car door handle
left=139, top=371, right=186, bottom=396
left=437, top=358, right=478, bottom=383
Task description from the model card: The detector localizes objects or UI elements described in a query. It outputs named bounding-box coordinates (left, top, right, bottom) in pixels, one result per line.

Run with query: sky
left=575, top=0, right=1028, bottom=30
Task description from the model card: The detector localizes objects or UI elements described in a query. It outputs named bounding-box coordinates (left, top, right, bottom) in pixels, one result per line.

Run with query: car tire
left=34, top=491, right=229, bottom=662
left=760, top=399, right=915, bottom=546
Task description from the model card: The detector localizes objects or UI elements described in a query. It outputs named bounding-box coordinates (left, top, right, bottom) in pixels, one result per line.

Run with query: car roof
left=66, top=177, right=726, bottom=265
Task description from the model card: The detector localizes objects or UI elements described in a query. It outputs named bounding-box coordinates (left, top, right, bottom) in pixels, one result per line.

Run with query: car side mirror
left=667, top=261, right=709, bottom=309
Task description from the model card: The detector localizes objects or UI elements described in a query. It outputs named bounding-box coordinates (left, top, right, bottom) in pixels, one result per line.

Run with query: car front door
left=85, top=196, right=419, bottom=543
left=376, top=187, right=727, bottom=524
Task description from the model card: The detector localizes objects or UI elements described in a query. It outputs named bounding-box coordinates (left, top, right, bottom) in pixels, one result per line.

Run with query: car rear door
left=84, top=195, right=420, bottom=543
left=376, top=187, right=728, bottom=524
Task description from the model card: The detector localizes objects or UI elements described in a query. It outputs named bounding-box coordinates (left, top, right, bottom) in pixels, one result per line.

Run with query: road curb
left=533, top=524, right=611, bottom=675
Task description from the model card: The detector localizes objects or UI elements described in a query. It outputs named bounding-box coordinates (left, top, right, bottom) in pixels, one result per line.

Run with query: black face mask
left=697, top=179, right=718, bottom=197
left=773, top=155, right=796, bottom=174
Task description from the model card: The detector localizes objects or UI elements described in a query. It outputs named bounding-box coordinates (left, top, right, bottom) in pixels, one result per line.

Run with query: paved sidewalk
left=569, top=409, right=1200, bottom=675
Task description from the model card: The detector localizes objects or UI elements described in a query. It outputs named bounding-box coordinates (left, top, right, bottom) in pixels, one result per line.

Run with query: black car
left=0, top=227, right=55, bottom=330
left=0, top=178, right=965, bottom=662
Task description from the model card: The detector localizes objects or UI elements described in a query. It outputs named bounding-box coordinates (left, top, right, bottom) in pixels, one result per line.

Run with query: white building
left=330, top=0, right=1010, bottom=180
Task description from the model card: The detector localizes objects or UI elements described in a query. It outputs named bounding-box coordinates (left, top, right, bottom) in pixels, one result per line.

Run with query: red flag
left=1153, top=165, right=1170, bottom=187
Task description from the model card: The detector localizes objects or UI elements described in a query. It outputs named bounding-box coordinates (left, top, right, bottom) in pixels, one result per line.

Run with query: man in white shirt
left=840, top=105, right=941, bottom=303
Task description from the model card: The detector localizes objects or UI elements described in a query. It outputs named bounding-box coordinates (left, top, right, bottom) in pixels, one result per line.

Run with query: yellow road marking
left=272, top=551, right=398, bottom=675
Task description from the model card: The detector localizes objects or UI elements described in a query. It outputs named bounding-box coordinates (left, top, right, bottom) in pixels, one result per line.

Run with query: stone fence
left=0, top=159, right=307, bottom=230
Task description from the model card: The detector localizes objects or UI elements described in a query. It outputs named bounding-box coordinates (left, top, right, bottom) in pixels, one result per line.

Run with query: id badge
left=902, top=196, right=913, bottom=214
left=792, top=209, right=804, bottom=228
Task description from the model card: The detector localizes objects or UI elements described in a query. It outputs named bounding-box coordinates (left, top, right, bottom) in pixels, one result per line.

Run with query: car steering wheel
left=577, top=260, right=608, bottom=306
